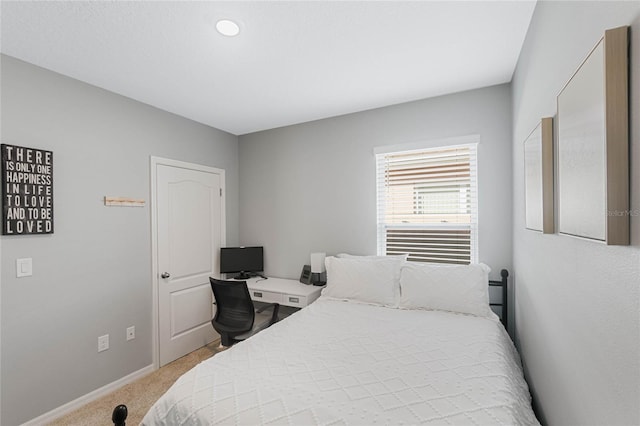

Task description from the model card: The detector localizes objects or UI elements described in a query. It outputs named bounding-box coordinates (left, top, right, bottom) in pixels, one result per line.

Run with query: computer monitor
left=220, top=246, right=264, bottom=279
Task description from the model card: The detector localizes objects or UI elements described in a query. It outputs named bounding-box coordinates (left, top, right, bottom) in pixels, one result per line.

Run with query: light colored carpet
left=48, top=340, right=225, bottom=426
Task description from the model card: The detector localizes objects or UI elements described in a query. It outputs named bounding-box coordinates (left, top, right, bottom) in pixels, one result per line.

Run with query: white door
left=155, top=161, right=224, bottom=367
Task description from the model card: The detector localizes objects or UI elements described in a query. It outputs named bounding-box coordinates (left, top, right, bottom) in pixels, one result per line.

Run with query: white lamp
left=310, top=252, right=326, bottom=286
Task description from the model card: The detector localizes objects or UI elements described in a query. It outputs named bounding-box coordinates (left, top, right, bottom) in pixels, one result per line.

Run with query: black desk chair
left=209, top=277, right=280, bottom=347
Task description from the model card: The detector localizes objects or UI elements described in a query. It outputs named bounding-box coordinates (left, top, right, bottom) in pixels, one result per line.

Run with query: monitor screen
left=220, top=246, right=264, bottom=279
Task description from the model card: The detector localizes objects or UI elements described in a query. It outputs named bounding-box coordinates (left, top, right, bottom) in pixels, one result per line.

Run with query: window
left=376, top=140, right=478, bottom=265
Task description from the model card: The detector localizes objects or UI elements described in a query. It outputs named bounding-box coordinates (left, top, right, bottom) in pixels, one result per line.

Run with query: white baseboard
left=21, top=364, right=155, bottom=426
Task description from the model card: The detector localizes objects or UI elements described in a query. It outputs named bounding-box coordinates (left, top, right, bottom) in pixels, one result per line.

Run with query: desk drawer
left=250, top=290, right=283, bottom=304
left=283, top=294, right=307, bottom=308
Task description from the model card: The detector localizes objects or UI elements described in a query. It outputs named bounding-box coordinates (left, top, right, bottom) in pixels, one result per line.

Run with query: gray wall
left=239, top=84, right=513, bottom=283
left=511, top=2, right=640, bottom=425
left=0, top=55, right=239, bottom=425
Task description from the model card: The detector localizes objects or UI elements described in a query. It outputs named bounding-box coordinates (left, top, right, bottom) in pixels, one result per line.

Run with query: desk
left=244, top=277, right=323, bottom=308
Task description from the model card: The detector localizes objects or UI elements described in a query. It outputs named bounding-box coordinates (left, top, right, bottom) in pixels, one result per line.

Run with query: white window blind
left=376, top=143, right=478, bottom=265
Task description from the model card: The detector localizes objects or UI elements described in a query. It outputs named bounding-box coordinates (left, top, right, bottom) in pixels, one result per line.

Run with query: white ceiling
left=1, top=1, right=536, bottom=136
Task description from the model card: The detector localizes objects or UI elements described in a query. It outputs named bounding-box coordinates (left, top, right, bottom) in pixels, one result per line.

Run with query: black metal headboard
left=489, top=269, right=509, bottom=329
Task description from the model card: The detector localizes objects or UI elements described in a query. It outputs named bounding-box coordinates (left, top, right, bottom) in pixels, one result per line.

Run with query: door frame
left=150, top=156, right=226, bottom=369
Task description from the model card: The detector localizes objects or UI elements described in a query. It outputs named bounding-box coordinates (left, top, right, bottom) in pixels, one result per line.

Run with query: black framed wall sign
left=2, top=144, right=54, bottom=235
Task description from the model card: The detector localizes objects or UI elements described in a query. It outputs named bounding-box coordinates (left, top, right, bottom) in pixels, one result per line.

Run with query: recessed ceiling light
left=216, top=19, right=240, bottom=37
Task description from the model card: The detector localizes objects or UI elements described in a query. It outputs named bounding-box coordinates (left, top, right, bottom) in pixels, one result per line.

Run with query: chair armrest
left=256, top=302, right=280, bottom=324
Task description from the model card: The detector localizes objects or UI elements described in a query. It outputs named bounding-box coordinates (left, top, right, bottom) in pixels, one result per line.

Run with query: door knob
left=161, top=272, right=171, bottom=279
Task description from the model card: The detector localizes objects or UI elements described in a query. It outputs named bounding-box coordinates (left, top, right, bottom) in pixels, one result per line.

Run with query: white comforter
left=143, top=298, right=539, bottom=425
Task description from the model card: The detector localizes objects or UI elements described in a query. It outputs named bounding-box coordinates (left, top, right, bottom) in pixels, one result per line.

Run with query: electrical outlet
left=98, top=334, right=109, bottom=352
left=126, top=326, right=135, bottom=341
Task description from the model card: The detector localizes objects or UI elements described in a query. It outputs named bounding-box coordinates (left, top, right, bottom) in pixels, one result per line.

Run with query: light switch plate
left=16, top=258, right=33, bottom=277
left=98, top=334, right=109, bottom=352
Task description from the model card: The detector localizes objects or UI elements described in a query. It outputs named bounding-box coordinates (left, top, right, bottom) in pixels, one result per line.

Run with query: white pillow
left=399, top=262, right=493, bottom=317
left=322, top=256, right=403, bottom=307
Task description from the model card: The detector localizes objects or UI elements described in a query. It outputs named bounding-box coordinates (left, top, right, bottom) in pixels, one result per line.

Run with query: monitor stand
left=233, top=271, right=253, bottom=280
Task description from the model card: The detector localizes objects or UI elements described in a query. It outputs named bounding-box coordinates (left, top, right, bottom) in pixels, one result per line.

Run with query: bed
left=140, top=256, right=539, bottom=425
